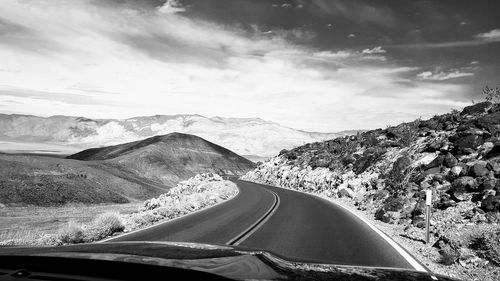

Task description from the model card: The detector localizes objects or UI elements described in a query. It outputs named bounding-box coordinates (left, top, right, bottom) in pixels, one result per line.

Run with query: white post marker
left=425, top=189, right=432, bottom=244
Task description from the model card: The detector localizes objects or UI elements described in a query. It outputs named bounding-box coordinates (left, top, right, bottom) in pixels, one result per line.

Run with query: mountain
left=0, top=133, right=254, bottom=207
left=67, top=132, right=255, bottom=185
left=0, top=114, right=348, bottom=158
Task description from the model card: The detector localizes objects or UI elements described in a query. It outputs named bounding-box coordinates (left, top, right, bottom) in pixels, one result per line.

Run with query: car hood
left=0, top=241, right=457, bottom=280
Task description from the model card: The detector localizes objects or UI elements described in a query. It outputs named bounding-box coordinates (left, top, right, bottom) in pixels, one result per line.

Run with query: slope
left=67, top=133, right=255, bottom=187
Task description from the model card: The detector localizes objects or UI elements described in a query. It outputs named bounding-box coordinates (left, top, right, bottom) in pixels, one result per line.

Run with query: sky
left=0, top=0, right=499, bottom=132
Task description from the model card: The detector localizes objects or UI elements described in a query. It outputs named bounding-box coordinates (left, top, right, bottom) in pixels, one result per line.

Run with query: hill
left=242, top=101, right=500, bottom=279
left=0, top=114, right=348, bottom=158
left=0, top=153, right=169, bottom=207
left=0, top=133, right=254, bottom=207
left=67, top=133, right=255, bottom=187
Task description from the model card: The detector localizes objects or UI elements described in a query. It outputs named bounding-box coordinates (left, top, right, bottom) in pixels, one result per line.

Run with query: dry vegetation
left=0, top=173, right=237, bottom=246
left=0, top=203, right=140, bottom=245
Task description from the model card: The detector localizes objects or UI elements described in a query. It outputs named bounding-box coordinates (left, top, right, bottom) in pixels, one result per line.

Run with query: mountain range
left=0, top=114, right=351, bottom=160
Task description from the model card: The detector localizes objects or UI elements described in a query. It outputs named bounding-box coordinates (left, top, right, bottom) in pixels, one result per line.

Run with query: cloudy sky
left=0, top=0, right=499, bottom=132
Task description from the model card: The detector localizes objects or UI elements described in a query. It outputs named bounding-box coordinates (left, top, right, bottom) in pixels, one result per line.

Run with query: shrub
left=385, top=155, right=416, bottom=196
left=83, top=212, right=124, bottom=242
left=392, top=123, right=419, bottom=147
left=482, top=85, right=500, bottom=103
left=471, top=230, right=500, bottom=266
left=438, top=240, right=461, bottom=265
left=59, top=224, right=85, bottom=244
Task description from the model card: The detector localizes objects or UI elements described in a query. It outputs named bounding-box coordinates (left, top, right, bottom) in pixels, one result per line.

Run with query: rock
left=375, top=197, right=404, bottom=224
left=375, top=197, right=416, bottom=224
left=420, top=181, right=431, bottom=189
left=437, top=194, right=457, bottom=210
left=451, top=176, right=478, bottom=201
left=484, top=144, right=500, bottom=159
left=443, top=153, right=458, bottom=168
left=373, top=189, right=390, bottom=201
left=422, top=141, right=442, bottom=153
left=450, top=165, right=465, bottom=177
left=453, top=135, right=484, bottom=154
left=461, top=101, right=492, bottom=116
left=481, top=195, right=500, bottom=212
left=392, top=155, right=412, bottom=173
left=423, top=167, right=441, bottom=176
left=338, top=188, right=351, bottom=198
left=487, top=160, right=500, bottom=174
left=476, top=112, right=500, bottom=135
left=412, top=216, right=425, bottom=228
left=470, top=161, right=489, bottom=177
left=426, top=155, right=445, bottom=169
left=481, top=178, right=497, bottom=190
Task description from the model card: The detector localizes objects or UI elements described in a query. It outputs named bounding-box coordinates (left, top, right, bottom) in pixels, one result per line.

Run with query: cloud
left=0, top=0, right=472, bottom=132
left=361, top=46, right=386, bottom=54
left=394, top=28, right=500, bottom=49
left=157, top=0, right=185, bottom=14
left=476, top=28, right=500, bottom=42
left=417, top=70, right=474, bottom=81
left=306, top=0, right=397, bottom=27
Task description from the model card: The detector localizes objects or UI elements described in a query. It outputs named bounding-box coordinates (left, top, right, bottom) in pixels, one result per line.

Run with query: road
left=107, top=179, right=418, bottom=270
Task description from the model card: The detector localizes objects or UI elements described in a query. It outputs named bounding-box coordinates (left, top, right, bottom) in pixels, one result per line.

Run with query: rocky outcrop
left=242, top=101, right=500, bottom=270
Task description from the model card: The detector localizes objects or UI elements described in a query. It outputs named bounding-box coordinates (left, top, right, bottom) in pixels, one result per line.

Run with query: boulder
left=412, top=216, right=425, bottom=228
left=437, top=194, right=457, bottom=210
left=481, top=195, right=500, bottom=212
left=450, top=164, right=467, bottom=177
left=392, top=155, right=412, bottom=173
left=487, top=160, right=500, bottom=174
left=476, top=112, right=500, bottom=135
left=460, top=101, right=492, bottom=116
left=469, top=161, right=489, bottom=177
left=426, top=155, right=445, bottom=169
left=481, top=178, right=497, bottom=191
left=423, top=167, right=441, bottom=176
left=485, top=144, right=500, bottom=158
left=443, top=153, right=458, bottom=168
left=373, top=189, right=390, bottom=201
left=375, top=197, right=405, bottom=223
left=422, top=141, right=442, bottom=153
left=451, top=176, right=478, bottom=201
left=453, top=135, right=484, bottom=154
left=338, top=188, right=351, bottom=198
left=375, top=197, right=416, bottom=224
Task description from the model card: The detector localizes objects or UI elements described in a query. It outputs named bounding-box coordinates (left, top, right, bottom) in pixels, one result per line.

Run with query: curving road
left=107, top=179, right=420, bottom=270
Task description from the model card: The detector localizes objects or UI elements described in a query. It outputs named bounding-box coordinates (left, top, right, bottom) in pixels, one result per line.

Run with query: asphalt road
left=107, top=179, right=416, bottom=270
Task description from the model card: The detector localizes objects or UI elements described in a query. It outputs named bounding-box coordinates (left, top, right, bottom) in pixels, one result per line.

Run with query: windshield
left=1, top=1, right=499, bottom=281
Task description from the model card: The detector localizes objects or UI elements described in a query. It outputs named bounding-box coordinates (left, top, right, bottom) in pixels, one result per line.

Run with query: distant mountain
left=0, top=114, right=350, bottom=157
left=0, top=133, right=254, bottom=206
left=68, top=132, right=255, bottom=186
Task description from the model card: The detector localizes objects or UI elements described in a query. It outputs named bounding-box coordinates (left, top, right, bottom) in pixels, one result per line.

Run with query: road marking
left=98, top=186, right=241, bottom=243
left=226, top=190, right=280, bottom=246
left=240, top=180, right=434, bottom=276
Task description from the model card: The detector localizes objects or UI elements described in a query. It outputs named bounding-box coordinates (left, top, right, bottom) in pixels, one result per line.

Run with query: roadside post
left=425, top=189, right=432, bottom=244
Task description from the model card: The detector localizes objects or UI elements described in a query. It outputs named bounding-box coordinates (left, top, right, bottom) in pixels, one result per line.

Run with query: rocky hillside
left=242, top=101, right=500, bottom=277
left=68, top=133, right=255, bottom=187
left=0, top=114, right=346, bottom=158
